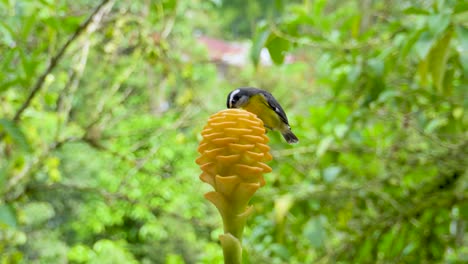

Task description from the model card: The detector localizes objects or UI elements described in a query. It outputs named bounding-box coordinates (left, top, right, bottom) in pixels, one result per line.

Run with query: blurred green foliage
left=0, top=0, right=466, bottom=263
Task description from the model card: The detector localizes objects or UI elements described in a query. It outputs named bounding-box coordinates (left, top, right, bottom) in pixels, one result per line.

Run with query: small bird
left=226, top=87, right=299, bottom=144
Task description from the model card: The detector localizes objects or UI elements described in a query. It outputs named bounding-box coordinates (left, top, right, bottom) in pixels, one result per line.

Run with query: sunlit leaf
left=274, top=195, right=294, bottom=224
left=452, top=107, right=463, bottom=120
left=68, top=244, right=93, bottom=263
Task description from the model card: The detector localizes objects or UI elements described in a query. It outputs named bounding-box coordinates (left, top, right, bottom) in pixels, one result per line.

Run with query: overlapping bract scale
left=196, top=109, right=272, bottom=189
left=196, top=109, right=272, bottom=238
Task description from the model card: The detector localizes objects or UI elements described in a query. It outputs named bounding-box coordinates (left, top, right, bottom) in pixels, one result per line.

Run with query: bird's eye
left=233, top=95, right=240, bottom=101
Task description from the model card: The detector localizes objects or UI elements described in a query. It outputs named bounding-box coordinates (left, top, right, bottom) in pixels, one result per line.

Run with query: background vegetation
left=1, top=0, right=467, bottom=263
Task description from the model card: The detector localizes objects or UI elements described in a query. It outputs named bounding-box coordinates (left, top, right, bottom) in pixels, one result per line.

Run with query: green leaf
left=418, top=56, right=429, bottom=86
left=0, top=204, right=17, bottom=228
left=403, top=6, right=431, bottom=15
left=19, top=48, right=38, bottom=78
left=357, top=238, right=373, bottom=262
left=250, top=24, right=270, bottom=66
left=0, top=168, right=5, bottom=191
left=0, top=78, right=21, bottom=92
left=165, top=254, right=185, bottom=264
left=456, top=25, right=468, bottom=52
left=274, top=0, right=284, bottom=13
left=37, top=0, right=55, bottom=7
left=0, top=118, right=32, bottom=152
left=323, top=166, right=341, bottom=182
left=427, top=14, right=450, bottom=37
left=334, top=124, right=348, bottom=138
left=68, top=244, right=93, bottom=263
left=456, top=25, right=468, bottom=75
left=266, top=35, right=290, bottom=65
left=425, top=117, right=448, bottom=133
left=402, top=30, right=423, bottom=58
left=274, top=195, right=294, bottom=224
left=270, top=244, right=291, bottom=260
left=23, top=202, right=55, bottom=225
left=0, top=20, right=15, bottom=47
left=304, top=216, right=327, bottom=248
left=162, top=0, right=177, bottom=12
left=452, top=107, right=463, bottom=120
left=460, top=204, right=468, bottom=220
left=453, top=1, right=468, bottom=14
left=428, top=29, right=453, bottom=92
left=312, top=0, right=327, bottom=18
left=368, top=58, right=385, bottom=77
left=242, top=246, right=250, bottom=264
left=20, top=11, right=38, bottom=40
left=414, top=31, right=436, bottom=59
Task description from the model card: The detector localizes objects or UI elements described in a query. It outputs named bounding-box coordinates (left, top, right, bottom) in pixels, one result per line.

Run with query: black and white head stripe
left=227, top=88, right=241, bottom=108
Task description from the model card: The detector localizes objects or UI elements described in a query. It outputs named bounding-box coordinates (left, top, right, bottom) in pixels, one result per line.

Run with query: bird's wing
left=260, top=91, right=290, bottom=125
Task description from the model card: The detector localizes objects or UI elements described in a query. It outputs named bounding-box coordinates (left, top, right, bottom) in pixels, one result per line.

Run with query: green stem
left=222, top=212, right=245, bottom=240
left=220, top=233, right=242, bottom=264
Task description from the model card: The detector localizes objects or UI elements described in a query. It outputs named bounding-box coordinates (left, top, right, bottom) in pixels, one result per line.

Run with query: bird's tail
left=282, top=130, right=299, bottom=144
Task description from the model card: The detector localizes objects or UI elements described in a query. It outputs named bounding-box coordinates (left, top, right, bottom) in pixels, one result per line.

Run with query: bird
left=226, top=87, right=299, bottom=144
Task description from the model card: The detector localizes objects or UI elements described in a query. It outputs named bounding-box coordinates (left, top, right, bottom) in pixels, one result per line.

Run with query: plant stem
left=220, top=233, right=243, bottom=264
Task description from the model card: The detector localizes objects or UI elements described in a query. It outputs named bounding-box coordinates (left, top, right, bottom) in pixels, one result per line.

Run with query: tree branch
left=12, top=0, right=115, bottom=122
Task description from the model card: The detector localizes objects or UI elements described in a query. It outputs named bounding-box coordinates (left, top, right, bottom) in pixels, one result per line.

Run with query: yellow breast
left=242, top=95, right=283, bottom=131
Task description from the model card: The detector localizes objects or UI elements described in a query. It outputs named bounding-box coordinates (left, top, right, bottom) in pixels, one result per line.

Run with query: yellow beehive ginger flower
left=196, top=109, right=272, bottom=262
